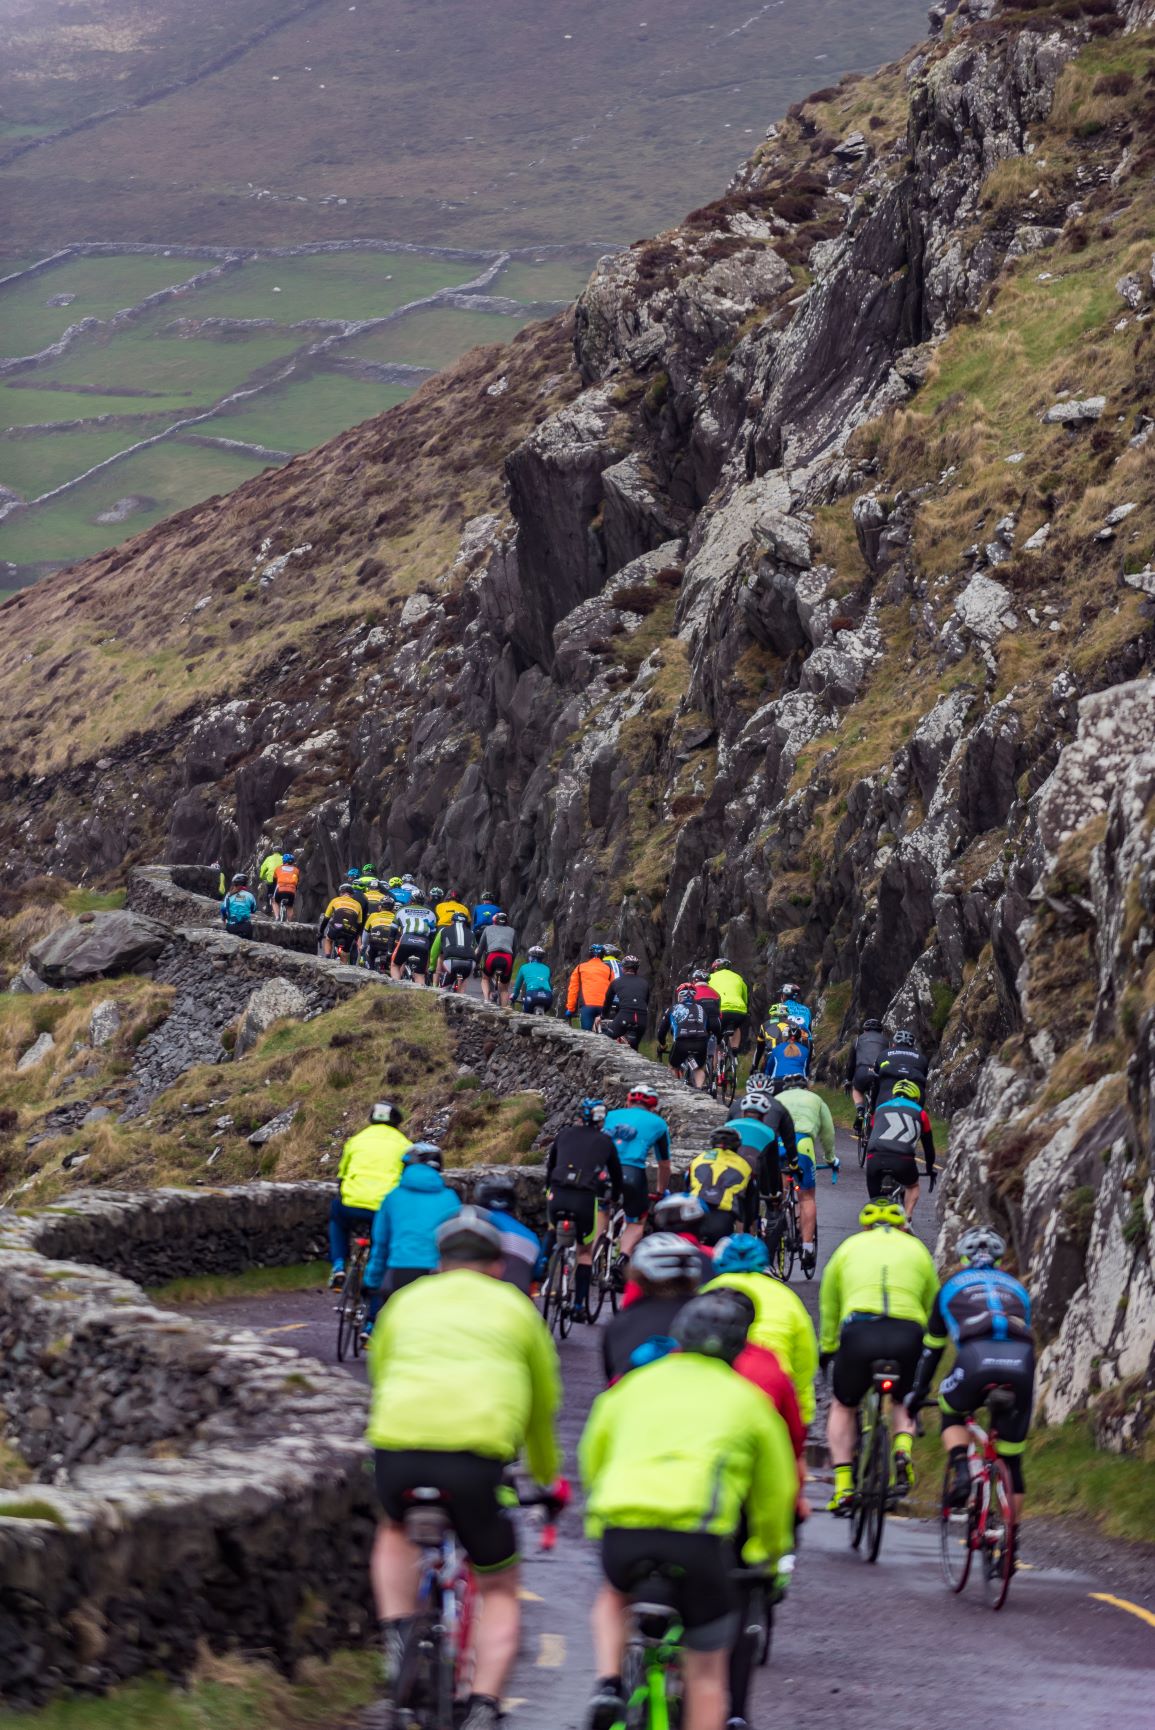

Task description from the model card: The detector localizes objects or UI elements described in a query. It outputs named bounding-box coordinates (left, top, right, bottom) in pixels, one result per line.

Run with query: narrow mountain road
left=180, top=1130, right=1155, bottom=1728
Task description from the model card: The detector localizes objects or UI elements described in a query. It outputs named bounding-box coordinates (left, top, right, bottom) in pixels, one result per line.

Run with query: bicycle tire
left=850, top=1402, right=872, bottom=1551
left=558, top=1252, right=574, bottom=1339
left=589, top=1235, right=610, bottom=1322
left=857, top=1123, right=868, bottom=1168
left=939, top=1461, right=974, bottom=1593
left=620, top=1640, right=648, bottom=1730
left=864, top=1406, right=890, bottom=1563
left=722, top=1051, right=738, bottom=1109
left=335, top=1257, right=364, bottom=1363
left=540, top=1248, right=564, bottom=1337
left=982, top=1457, right=1017, bottom=1610
left=782, top=1194, right=798, bottom=1282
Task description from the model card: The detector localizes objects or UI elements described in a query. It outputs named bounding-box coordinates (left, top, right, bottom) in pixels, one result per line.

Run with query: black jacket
left=845, top=1028, right=889, bottom=1084
left=603, top=974, right=650, bottom=1023
left=546, top=1126, right=622, bottom=1199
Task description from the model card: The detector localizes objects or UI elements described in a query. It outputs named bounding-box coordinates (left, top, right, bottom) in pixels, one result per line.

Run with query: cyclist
left=329, top=1102, right=411, bottom=1289
left=725, top=1086, right=793, bottom=1204
left=390, top=894, right=436, bottom=983
left=703, top=1232, right=819, bottom=1426
left=271, top=852, right=301, bottom=921
left=708, top=955, right=749, bottom=1051
left=769, top=1076, right=834, bottom=1277
left=754, top=1003, right=811, bottom=1084
left=865, top=1078, right=936, bottom=1217
left=511, top=944, right=554, bottom=1013
left=476, top=909, right=517, bottom=1007
left=434, top=887, right=471, bottom=926
left=600, top=954, right=650, bottom=1046
left=476, top=1175, right=543, bottom=1296
left=580, top=1289, right=796, bottom=1730
left=656, top=981, right=719, bottom=1089
left=545, top=1098, right=622, bottom=1324
left=362, top=897, right=399, bottom=974
left=778, top=981, right=812, bottom=1034
left=602, top=941, right=624, bottom=980
left=869, top=1027, right=929, bottom=1108
left=257, top=844, right=284, bottom=912
left=362, top=1143, right=460, bottom=1330
left=220, top=873, right=257, bottom=937
left=369, top=1208, right=562, bottom=1730
left=601, top=1231, right=704, bottom=1384
left=389, top=875, right=413, bottom=907
left=431, top=910, right=476, bottom=989
left=905, top=1225, right=1035, bottom=1517
left=690, top=967, right=722, bottom=1014
left=603, top=1087, right=671, bottom=1262
left=565, top=943, right=615, bottom=1032
left=472, top=890, right=501, bottom=933
left=845, top=1015, right=890, bottom=1127
left=819, top=1199, right=939, bottom=1511
left=687, top=1126, right=761, bottom=1245
left=320, top=882, right=364, bottom=960
left=618, top=1192, right=714, bottom=1298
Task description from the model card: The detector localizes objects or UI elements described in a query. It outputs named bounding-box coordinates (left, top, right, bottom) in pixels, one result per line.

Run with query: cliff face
left=3, top=0, right=1155, bottom=1439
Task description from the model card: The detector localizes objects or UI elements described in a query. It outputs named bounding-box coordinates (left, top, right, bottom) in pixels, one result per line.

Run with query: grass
left=148, top=1261, right=328, bottom=1306
left=0, top=1498, right=65, bottom=1526
left=0, top=1650, right=379, bottom=1730
left=23, top=323, right=304, bottom=415
left=0, top=426, right=179, bottom=503
left=492, top=256, right=598, bottom=304
left=340, top=306, right=533, bottom=371
left=200, top=370, right=412, bottom=454
left=0, top=255, right=220, bottom=359
left=179, top=252, right=482, bottom=326
left=0, top=1439, right=32, bottom=1490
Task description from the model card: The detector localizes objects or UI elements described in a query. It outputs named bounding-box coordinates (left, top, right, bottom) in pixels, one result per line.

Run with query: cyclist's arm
left=656, top=1009, right=671, bottom=1045
left=817, top=1246, right=843, bottom=1357
left=775, top=1108, right=798, bottom=1172
left=523, top=1316, right=563, bottom=1486
left=907, top=1291, right=948, bottom=1408
left=336, top=1141, right=353, bottom=1183
left=429, top=929, right=443, bottom=969
left=743, top=1404, right=797, bottom=1568
left=758, top=1145, right=782, bottom=1201
left=565, top=967, right=580, bottom=1014
left=605, top=1146, right=623, bottom=1202
left=919, top=1111, right=936, bottom=1173
left=509, top=963, right=524, bottom=1002
left=603, top=981, right=620, bottom=1017
left=816, top=1098, right=836, bottom=1161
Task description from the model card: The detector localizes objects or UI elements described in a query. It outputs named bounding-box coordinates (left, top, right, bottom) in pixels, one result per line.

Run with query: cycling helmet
left=859, top=1200, right=908, bottom=1230
left=436, top=1206, right=503, bottom=1262
left=892, top=1028, right=918, bottom=1050
left=631, top=1233, right=705, bottom=1287
left=780, top=982, right=801, bottom=999
left=476, top=1175, right=517, bottom=1212
left=404, top=1142, right=443, bottom=1169
left=402, top=873, right=417, bottom=885
left=603, top=942, right=622, bottom=957
left=738, top=1092, right=768, bottom=1116
left=676, top=984, right=696, bottom=1004
left=767, top=1001, right=789, bottom=1020
left=745, top=1072, right=774, bottom=1093
left=389, top=876, right=403, bottom=888
left=494, top=909, right=509, bottom=922
left=652, top=1192, right=708, bottom=1233
left=714, top=1233, right=771, bottom=1275
left=369, top=1101, right=403, bottom=1127
left=786, top=1016, right=806, bottom=1036
left=672, top=1289, right=755, bottom=1365
left=863, top=1017, right=884, bottom=1032
left=691, top=968, right=709, bottom=983
left=710, top=1126, right=743, bottom=1152
left=430, top=885, right=445, bottom=902
left=589, top=943, right=606, bottom=958
left=626, top=1087, right=659, bottom=1110
left=281, top=852, right=295, bottom=864
left=621, top=954, right=640, bottom=971
left=528, top=944, right=546, bottom=960
left=711, top=957, right=731, bottom=971
left=361, top=863, right=375, bottom=876
left=231, top=873, right=248, bottom=885
left=579, top=1097, right=607, bottom=1128
left=769, top=1074, right=802, bottom=1095
left=957, top=1225, right=1006, bottom=1267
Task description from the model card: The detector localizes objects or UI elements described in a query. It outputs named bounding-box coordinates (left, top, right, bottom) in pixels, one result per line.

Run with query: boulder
left=88, top=1000, right=121, bottom=1047
left=17, top=1033, right=55, bottom=1072
left=29, top=913, right=172, bottom=988
left=8, top=964, right=49, bottom=995
left=248, top=1103, right=302, bottom=1145
left=234, top=977, right=309, bottom=1058
left=1042, top=396, right=1106, bottom=426
left=953, top=572, right=1018, bottom=640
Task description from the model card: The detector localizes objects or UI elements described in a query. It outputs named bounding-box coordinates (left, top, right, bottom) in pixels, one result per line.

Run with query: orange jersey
left=274, top=864, right=300, bottom=893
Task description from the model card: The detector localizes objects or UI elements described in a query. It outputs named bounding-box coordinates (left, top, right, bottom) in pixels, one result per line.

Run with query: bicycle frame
left=850, top=1360, right=902, bottom=1562
left=940, top=1397, right=1018, bottom=1609
left=614, top=1615, right=685, bottom=1730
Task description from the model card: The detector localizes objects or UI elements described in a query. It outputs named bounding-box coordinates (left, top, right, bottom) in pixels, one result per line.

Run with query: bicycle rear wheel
left=857, top=1124, right=868, bottom=1168
left=589, top=1235, right=610, bottom=1321
left=981, top=1458, right=1017, bottom=1610
left=540, top=1249, right=564, bottom=1337
left=939, top=1462, right=974, bottom=1593
left=336, top=1261, right=363, bottom=1363
left=864, top=1409, right=890, bottom=1563
left=557, top=1252, right=574, bottom=1339
left=722, top=1052, right=738, bottom=1109
left=781, top=1195, right=798, bottom=1282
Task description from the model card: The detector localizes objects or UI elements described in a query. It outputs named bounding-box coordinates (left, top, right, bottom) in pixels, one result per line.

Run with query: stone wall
left=130, top=865, right=321, bottom=953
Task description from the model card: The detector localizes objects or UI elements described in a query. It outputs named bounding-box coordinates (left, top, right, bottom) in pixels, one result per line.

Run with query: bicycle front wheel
left=336, top=1262, right=363, bottom=1363
left=540, top=1250, right=564, bottom=1337
left=981, top=1458, right=1017, bottom=1610
left=558, top=1252, right=574, bottom=1339
left=864, top=1408, right=890, bottom=1563
left=939, top=1463, right=974, bottom=1594
left=857, top=1126, right=868, bottom=1168
left=589, top=1235, right=610, bottom=1321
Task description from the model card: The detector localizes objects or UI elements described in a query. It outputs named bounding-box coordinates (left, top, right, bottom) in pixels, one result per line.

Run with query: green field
left=177, top=251, right=481, bottom=325
left=0, top=439, right=275, bottom=566
left=340, top=306, right=533, bottom=371
left=202, top=369, right=411, bottom=453
left=0, top=254, right=218, bottom=357
left=493, top=255, right=597, bottom=304
left=22, top=323, right=302, bottom=414
left=0, top=426, right=177, bottom=501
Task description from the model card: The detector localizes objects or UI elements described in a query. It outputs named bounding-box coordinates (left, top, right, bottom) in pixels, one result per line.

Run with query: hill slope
left=3, top=0, right=1155, bottom=1442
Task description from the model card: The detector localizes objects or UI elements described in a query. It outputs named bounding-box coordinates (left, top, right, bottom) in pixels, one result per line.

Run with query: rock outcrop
left=29, top=911, right=172, bottom=987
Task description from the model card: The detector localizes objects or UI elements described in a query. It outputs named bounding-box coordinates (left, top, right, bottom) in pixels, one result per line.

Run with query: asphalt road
left=180, top=1131, right=1155, bottom=1729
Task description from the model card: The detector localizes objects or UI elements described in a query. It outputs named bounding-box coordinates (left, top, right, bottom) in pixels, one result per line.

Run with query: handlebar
left=508, top=1475, right=571, bottom=1552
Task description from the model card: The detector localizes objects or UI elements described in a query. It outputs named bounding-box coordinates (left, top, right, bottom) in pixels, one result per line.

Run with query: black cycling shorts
left=375, top=1449, right=517, bottom=1572
left=719, top=1011, right=748, bottom=1039
left=851, top=1066, right=875, bottom=1096
left=832, top=1316, right=924, bottom=1408
left=939, top=1338, right=1035, bottom=1449
left=670, top=1036, right=708, bottom=1069
left=547, top=1185, right=598, bottom=1244
left=441, top=955, right=474, bottom=978
left=327, top=916, right=359, bottom=946
left=619, top=1166, right=652, bottom=1223
left=601, top=1528, right=738, bottom=1651
left=393, top=936, right=430, bottom=967
left=866, top=1150, right=920, bottom=1196
left=272, top=889, right=296, bottom=907
left=698, top=1206, right=742, bottom=1247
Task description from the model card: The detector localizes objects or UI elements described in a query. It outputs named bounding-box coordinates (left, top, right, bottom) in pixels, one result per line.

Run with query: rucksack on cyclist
left=687, top=1147, right=755, bottom=1213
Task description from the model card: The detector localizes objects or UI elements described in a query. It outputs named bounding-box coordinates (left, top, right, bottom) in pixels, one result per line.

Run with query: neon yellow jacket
left=259, top=851, right=283, bottom=884
left=708, top=967, right=748, bottom=1015
left=337, top=1124, right=411, bottom=1211
left=772, top=1086, right=835, bottom=1160
left=818, top=1226, right=939, bottom=1354
left=435, top=899, right=471, bottom=927
left=368, top=1269, right=562, bottom=1483
left=579, top=1353, right=795, bottom=1566
left=703, top=1270, right=819, bottom=1424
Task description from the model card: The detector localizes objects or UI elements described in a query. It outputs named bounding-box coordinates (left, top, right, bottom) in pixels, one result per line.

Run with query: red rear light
left=881, top=1378, right=893, bottom=1392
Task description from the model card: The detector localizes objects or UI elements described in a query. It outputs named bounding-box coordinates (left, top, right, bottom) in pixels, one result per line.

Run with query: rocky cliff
left=3, top=0, right=1155, bottom=1440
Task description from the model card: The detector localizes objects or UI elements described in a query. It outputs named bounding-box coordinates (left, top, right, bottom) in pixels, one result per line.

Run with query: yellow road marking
left=517, top=1587, right=543, bottom=1602
left=536, top=1633, right=566, bottom=1667
left=256, top=1322, right=310, bottom=1334
left=502, top=1700, right=528, bottom=1712
left=1090, top=1593, right=1155, bottom=1630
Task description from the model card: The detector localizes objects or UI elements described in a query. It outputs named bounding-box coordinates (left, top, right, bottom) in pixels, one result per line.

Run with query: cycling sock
left=893, top=1432, right=913, bottom=1456
left=575, top=1264, right=592, bottom=1307
left=833, top=1462, right=854, bottom=1494
left=948, top=1443, right=968, bottom=1466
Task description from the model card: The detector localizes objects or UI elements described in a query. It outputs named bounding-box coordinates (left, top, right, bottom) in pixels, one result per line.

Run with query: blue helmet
left=579, top=1096, right=607, bottom=1127
left=714, top=1233, right=770, bottom=1275
left=281, top=851, right=295, bottom=864
left=346, top=867, right=360, bottom=881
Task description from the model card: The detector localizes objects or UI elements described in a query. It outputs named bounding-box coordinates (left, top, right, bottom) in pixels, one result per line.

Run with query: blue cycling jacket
left=604, top=1106, right=671, bottom=1169
left=221, top=890, right=256, bottom=925
left=511, top=960, right=553, bottom=1003
left=365, top=1163, right=460, bottom=1284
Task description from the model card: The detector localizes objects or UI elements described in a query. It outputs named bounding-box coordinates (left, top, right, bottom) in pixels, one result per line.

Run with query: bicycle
left=391, top=1477, right=567, bottom=1729
left=399, top=952, right=431, bottom=985
left=611, top=1572, right=686, bottom=1730
left=855, top=1108, right=869, bottom=1168
left=589, top=1201, right=626, bottom=1321
left=335, top=1235, right=371, bottom=1362
left=848, top=1357, right=903, bottom=1563
left=539, top=1213, right=578, bottom=1339
left=939, top=1386, right=1018, bottom=1610
left=771, top=1170, right=802, bottom=1282
left=710, top=1040, right=738, bottom=1108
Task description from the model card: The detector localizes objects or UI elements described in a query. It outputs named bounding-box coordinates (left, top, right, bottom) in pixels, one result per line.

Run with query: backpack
left=687, top=1148, right=754, bottom=1212
left=441, top=917, right=475, bottom=959
left=674, top=998, right=708, bottom=1039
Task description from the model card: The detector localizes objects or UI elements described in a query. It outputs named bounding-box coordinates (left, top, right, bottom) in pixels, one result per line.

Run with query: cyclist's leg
left=794, top=1136, right=818, bottom=1265
left=827, top=1320, right=874, bottom=1507
left=619, top=1167, right=649, bottom=1258
left=328, top=1197, right=370, bottom=1282
left=571, top=1193, right=599, bottom=1318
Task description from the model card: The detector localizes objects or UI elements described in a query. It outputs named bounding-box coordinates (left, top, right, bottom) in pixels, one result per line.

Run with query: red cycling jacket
left=734, top=1341, right=806, bottom=1460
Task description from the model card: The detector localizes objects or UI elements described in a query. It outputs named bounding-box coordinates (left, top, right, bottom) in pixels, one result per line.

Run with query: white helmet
left=631, top=1234, right=704, bottom=1287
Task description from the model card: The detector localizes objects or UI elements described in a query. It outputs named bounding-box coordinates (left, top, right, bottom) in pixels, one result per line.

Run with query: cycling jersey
left=472, top=900, right=500, bottom=932
left=818, top=1225, right=939, bottom=1354
left=565, top=957, right=614, bottom=1014
left=220, top=889, right=257, bottom=928
left=925, top=1267, right=1032, bottom=1349
left=702, top=1269, right=819, bottom=1424
left=657, top=996, right=720, bottom=1043
left=258, top=852, right=282, bottom=887
left=771, top=1087, right=834, bottom=1164
left=435, top=916, right=475, bottom=960
left=602, top=974, right=650, bottom=1024
left=845, top=1028, right=888, bottom=1085
left=273, top=863, right=300, bottom=895
left=735, top=1342, right=806, bottom=1460
left=757, top=1023, right=810, bottom=1081
left=365, top=1162, right=461, bottom=1286
left=580, top=1352, right=796, bottom=1567
left=477, top=922, right=516, bottom=959
left=435, top=899, right=471, bottom=926
left=871, top=1049, right=929, bottom=1106
left=390, top=885, right=414, bottom=906
left=546, top=1126, right=622, bottom=1197
left=368, top=1269, right=561, bottom=1484
left=323, top=891, right=365, bottom=930
left=491, top=1211, right=543, bottom=1296
left=337, top=1123, right=412, bottom=1212
left=511, top=959, right=552, bottom=1004
left=602, top=1294, right=687, bottom=1384
left=603, top=1106, right=670, bottom=1170
left=866, top=1096, right=935, bottom=1173
left=708, top=968, right=748, bottom=1015
left=395, top=902, right=436, bottom=936
left=782, top=995, right=812, bottom=1032
left=363, top=908, right=397, bottom=939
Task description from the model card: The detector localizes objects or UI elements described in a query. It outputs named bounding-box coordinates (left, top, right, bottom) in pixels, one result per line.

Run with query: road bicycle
left=390, top=1477, right=567, bottom=1729
left=848, top=1358, right=904, bottom=1563
left=939, top=1386, right=1018, bottom=1610
left=540, top=1213, right=578, bottom=1339
left=709, top=1039, right=738, bottom=1108
left=589, top=1201, right=627, bottom=1321
left=855, top=1107, right=869, bottom=1168
left=611, top=1573, right=686, bottom=1730
left=768, top=1151, right=839, bottom=1281
left=334, top=1235, right=371, bottom=1362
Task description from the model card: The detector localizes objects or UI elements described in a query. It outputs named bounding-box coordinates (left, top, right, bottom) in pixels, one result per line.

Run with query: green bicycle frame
left=613, top=1628, right=684, bottom=1730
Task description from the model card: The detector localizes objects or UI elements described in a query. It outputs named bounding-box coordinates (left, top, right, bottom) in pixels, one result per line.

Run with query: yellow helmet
left=859, top=1200, right=908, bottom=1230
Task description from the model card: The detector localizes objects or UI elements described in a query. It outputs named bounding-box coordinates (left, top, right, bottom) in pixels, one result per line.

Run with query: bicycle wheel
left=981, top=1458, right=1017, bottom=1610
left=620, top=1640, right=649, bottom=1730
left=335, top=1259, right=363, bottom=1363
left=540, top=1248, right=564, bottom=1337
left=939, top=1462, right=974, bottom=1593
left=857, top=1122, right=868, bottom=1168
left=781, top=1195, right=798, bottom=1282
left=722, top=1051, right=738, bottom=1109
left=864, top=1408, right=890, bottom=1563
left=558, top=1252, right=574, bottom=1339
left=589, top=1235, right=610, bottom=1321
left=850, top=1409, right=871, bottom=1551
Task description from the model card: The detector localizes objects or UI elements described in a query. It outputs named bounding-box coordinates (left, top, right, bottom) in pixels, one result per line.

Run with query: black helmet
left=863, top=1017, right=884, bottom=1032
left=893, top=1028, right=918, bottom=1050
left=672, top=1290, right=755, bottom=1365
left=710, top=1126, right=743, bottom=1152
left=476, top=1175, right=517, bottom=1212
left=436, top=1206, right=503, bottom=1262
left=621, top=953, right=640, bottom=971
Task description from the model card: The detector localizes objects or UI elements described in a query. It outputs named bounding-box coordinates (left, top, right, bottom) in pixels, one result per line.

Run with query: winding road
left=180, top=1125, right=1155, bottom=1728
